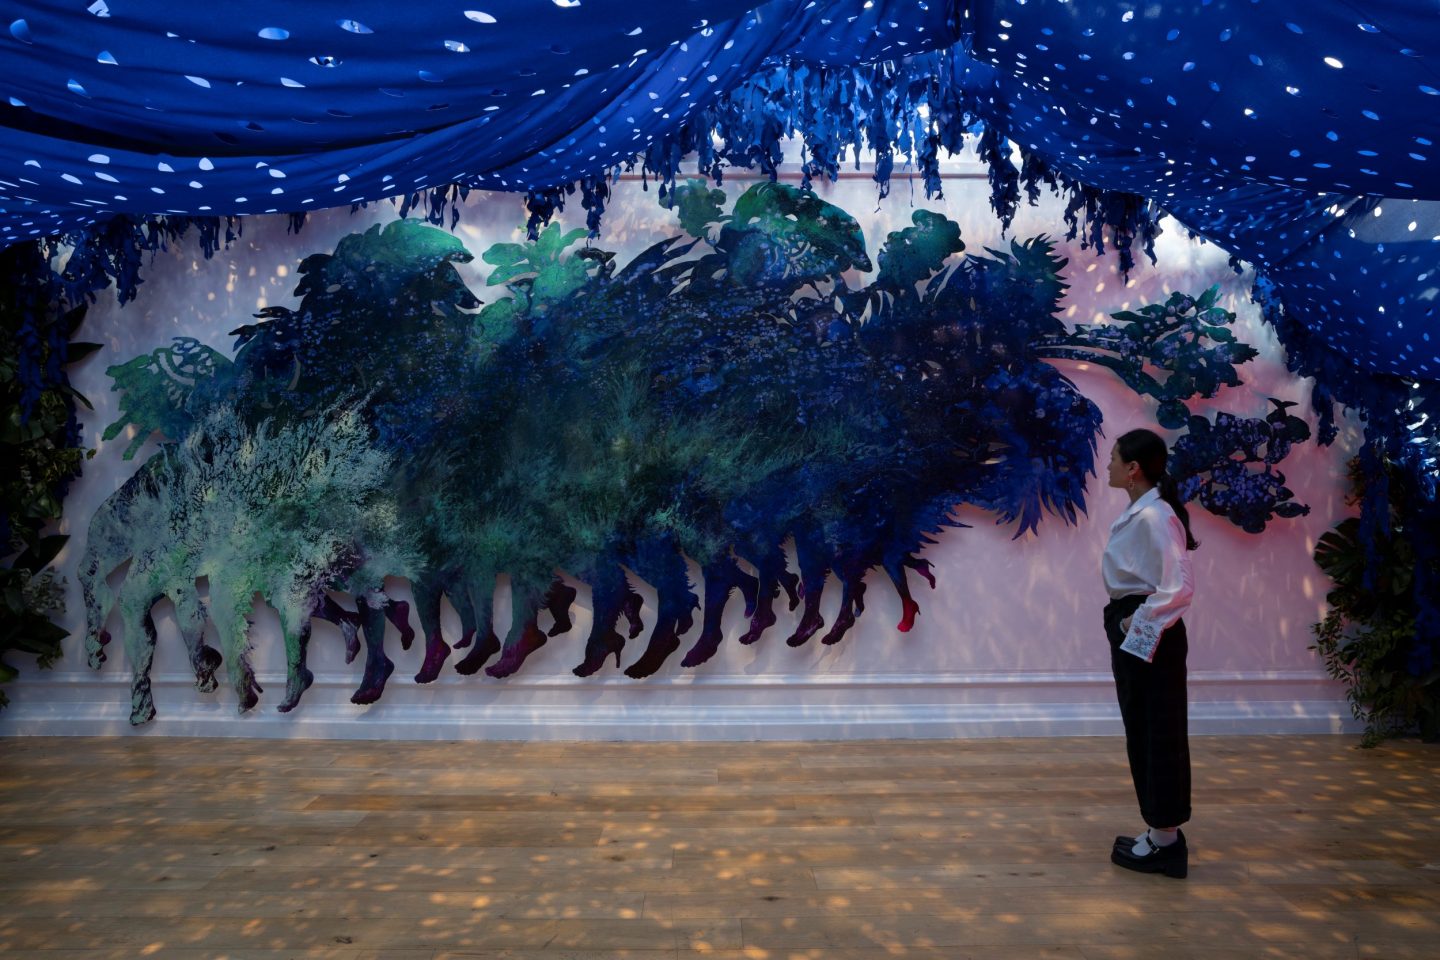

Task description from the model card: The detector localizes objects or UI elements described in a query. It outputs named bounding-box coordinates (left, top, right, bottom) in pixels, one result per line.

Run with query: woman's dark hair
left=1116, top=428, right=1199, bottom=551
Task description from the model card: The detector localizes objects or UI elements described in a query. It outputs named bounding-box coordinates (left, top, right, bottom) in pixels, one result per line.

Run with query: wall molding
left=0, top=667, right=1344, bottom=689
left=0, top=668, right=1360, bottom=741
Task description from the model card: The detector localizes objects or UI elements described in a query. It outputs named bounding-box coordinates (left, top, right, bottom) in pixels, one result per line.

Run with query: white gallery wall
left=0, top=160, right=1363, bottom=740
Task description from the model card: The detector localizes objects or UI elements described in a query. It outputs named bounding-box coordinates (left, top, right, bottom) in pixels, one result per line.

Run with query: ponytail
left=1116, top=428, right=1199, bottom=551
left=1157, top=471, right=1199, bottom=551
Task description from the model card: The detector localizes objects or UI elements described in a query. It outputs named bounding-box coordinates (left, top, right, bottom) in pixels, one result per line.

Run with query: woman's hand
left=1121, top=616, right=1133, bottom=633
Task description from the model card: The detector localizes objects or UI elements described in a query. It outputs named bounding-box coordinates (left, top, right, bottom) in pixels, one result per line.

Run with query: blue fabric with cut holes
left=1, top=0, right=1437, bottom=377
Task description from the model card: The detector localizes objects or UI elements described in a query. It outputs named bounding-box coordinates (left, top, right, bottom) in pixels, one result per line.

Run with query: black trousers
left=1105, top=594, right=1191, bottom=828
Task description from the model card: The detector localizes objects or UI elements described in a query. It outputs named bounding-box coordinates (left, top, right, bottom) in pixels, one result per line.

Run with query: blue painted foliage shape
left=80, top=187, right=1299, bottom=719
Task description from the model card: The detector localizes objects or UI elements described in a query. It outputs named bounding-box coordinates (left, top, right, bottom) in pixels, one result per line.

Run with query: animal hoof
left=129, top=682, right=156, bottom=725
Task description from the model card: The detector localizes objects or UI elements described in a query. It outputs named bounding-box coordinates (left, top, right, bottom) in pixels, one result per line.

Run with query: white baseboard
left=0, top=669, right=1361, bottom=740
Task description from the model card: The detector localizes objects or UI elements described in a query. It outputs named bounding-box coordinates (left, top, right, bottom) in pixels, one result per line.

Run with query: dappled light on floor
left=1, top=735, right=1438, bottom=959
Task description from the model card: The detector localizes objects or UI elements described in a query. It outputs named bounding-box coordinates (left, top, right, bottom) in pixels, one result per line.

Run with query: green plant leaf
left=666, top=179, right=730, bottom=239
left=13, top=534, right=68, bottom=572
left=1314, top=518, right=1363, bottom=581
left=481, top=242, right=528, bottom=268
left=66, top=341, right=104, bottom=363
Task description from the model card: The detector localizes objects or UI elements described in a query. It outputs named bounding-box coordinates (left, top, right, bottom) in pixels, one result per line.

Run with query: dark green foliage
left=0, top=243, right=96, bottom=704
left=703, top=181, right=872, bottom=289
left=665, top=179, right=729, bottom=242
left=0, top=554, right=70, bottom=699
left=1034, top=286, right=1312, bottom=531
left=1035, top=286, right=1257, bottom=427
left=875, top=210, right=966, bottom=293
left=101, top=337, right=232, bottom=459
left=1313, top=459, right=1440, bottom=746
left=228, top=219, right=481, bottom=454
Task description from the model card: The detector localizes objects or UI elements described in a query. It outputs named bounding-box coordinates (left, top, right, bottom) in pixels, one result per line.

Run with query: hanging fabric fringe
left=1252, top=275, right=1440, bottom=675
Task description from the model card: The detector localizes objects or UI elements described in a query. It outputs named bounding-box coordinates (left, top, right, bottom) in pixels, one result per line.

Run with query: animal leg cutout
left=174, top=584, right=221, bottom=693
left=118, top=592, right=164, bottom=725
left=313, top=594, right=361, bottom=663
left=787, top=532, right=830, bottom=648
left=350, top=594, right=395, bottom=705
left=486, top=583, right=548, bottom=678
left=574, top=566, right=629, bottom=677
left=544, top=578, right=579, bottom=636
left=277, top=606, right=316, bottom=714
left=454, top=578, right=500, bottom=674
left=682, top=560, right=748, bottom=668
left=412, top=575, right=452, bottom=684
left=385, top=599, right=416, bottom=650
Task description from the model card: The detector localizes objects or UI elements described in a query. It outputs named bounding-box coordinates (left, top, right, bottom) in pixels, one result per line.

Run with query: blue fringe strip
left=1252, top=275, right=1440, bottom=676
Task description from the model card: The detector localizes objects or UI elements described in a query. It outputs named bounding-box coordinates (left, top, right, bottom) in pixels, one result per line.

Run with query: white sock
left=1130, top=828, right=1179, bottom=856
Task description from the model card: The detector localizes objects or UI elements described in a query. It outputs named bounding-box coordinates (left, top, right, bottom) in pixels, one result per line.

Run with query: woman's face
left=1107, top=445, right=1135, bottom=489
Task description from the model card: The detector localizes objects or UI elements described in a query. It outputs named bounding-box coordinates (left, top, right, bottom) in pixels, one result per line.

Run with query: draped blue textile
left=1, top=1, right=956, bottom=236
left=962, top=1, right=1440, bottom=379
left=1, top=0, right=1437, bottom=378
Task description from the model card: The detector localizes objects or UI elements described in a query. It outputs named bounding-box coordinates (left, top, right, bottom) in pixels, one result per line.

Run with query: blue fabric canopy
left=1, top=1, right=957, bottom=232
left=2, top=0, right=1437, bottom=381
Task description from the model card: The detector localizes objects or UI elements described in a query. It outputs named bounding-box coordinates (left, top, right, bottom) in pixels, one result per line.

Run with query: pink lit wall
left=0, top=163, right=1360, bottom=740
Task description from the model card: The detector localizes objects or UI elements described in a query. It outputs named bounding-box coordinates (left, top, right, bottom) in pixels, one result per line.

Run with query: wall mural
left=79, top=183, right=1311, bottom=723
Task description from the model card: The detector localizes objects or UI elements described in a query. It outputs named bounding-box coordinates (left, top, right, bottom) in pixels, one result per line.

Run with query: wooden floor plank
left=0, top=734, right=1436, bottom=959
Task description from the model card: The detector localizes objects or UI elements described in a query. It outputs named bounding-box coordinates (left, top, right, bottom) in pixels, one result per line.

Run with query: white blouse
left=1102, top=487, right=1195, bottom=662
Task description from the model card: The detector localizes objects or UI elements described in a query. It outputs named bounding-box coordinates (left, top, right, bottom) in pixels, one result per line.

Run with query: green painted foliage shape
left=876, top=209, right=966, bottom=293
left=226, top=219, right=481, bottom=432
left=1034, top=285, right=1258, bottom=425
left=712, top=181, right=872, bottom=288
left=484, top=224, right=589, bottom=295
left=101, top=337, right=233, bottom=459
left=665, top=178, right=730, bottom=240
left=136, top=401, right=410, bottom=618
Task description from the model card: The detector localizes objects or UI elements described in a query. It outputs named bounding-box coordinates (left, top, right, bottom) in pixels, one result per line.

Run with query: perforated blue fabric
left=1, top=0, right=1437, bottom=376
left=965, top=1, right=1440, bottom=378
left=1, top=1, right=955, bottom=235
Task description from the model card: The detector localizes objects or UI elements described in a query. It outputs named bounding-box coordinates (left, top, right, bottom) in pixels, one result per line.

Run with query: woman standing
left=1103, top=428, right=1198, bottom=879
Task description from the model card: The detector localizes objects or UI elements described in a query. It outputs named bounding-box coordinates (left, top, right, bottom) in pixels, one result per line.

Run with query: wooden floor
left=2, top=735, right=1439, bottom=960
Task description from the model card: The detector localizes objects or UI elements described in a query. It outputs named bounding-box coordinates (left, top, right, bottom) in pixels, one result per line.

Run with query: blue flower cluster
left=1169, top=403, right=1313, bottom=534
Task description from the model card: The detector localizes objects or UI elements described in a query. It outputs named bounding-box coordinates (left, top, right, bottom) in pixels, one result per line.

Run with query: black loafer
left=1110, top=828, right=1188, bottom=878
